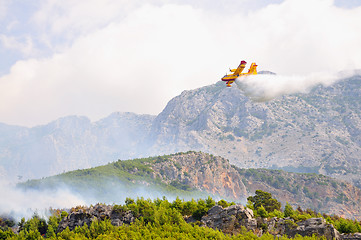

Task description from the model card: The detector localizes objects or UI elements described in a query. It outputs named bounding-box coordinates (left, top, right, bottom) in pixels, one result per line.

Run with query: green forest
left=1, top=190, right=360, bottom=240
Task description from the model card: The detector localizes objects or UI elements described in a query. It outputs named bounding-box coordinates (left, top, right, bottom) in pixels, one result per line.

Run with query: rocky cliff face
left=1, top=75, right=360, bottom=188
left=150, top=152, right=248, bottom=200
left=145, top=152, right=361, bottom=219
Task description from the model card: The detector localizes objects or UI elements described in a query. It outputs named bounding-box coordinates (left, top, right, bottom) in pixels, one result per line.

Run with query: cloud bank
left=0, top=0, right=361, bottom=126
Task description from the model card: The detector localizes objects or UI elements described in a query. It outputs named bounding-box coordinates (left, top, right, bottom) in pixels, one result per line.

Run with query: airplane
left=221, top=60, right=258, bottom=87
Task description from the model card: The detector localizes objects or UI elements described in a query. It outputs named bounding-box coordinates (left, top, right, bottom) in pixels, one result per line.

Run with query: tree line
left=1, top=190, right=360, bottom=239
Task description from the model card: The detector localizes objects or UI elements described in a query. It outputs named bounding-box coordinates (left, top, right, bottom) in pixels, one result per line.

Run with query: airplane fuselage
left=221, top=75, right=238, bottom=87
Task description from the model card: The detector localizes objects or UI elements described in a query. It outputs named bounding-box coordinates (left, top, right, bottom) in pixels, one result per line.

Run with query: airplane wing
left=233, top=60, right=247, bottom=75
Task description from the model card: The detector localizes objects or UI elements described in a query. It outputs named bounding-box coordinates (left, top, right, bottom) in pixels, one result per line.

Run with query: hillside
left=21, top=152, right=361, bottom=219
left=1, top=75, right=361, bottom=188
left=145, top=75, right=361, bottom=188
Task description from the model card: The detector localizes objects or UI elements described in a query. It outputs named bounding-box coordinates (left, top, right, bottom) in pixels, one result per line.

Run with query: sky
left=0, top=0, right=361, bottom=127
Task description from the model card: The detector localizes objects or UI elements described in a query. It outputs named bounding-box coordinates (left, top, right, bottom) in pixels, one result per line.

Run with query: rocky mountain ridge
left=145, top=76, right=361, bottom=188
left=1, top=75, right=360, bottom=188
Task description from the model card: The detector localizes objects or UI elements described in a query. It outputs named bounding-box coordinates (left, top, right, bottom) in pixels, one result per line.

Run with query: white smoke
left=0, top=177, right=215, bottom=221
left=235, top=70, right=358, bottom=102
left=0, top=180, right=86, bottom=221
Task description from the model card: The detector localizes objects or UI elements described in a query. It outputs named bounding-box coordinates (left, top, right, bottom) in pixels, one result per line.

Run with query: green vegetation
left=19, top=151, right=359, bottom=216
left=247, top=190, right=281, bottom=217
left=273, top=165, right=321, bottom=175
left=0, top=195, right=339, bottom=240
left=234, top=167, right=357, bottom=211
left=284, top=202, right=294, bottom=218
left=13, top=151, right=361, bottom=238
left=245, top=191, right=361, bottom=235
left=1, top=191, right=361, bottom=239
left=249, top=121, right=278, bottom=141
left=0, top=216, right=327, bottom=240
left=237, top=168, right=294, bottom=192
left=18, top=153, right=207, bottom=201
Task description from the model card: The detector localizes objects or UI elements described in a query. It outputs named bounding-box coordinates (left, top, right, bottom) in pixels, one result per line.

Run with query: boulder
left=342, top=233, right=361, bottom=240
left=201, top=204, right=257, bottom=234
left=57, top=211, right=92, bottom=232
left=289, top=218, right=340, bottom=240
left=266, top=217, right=340, bottom=240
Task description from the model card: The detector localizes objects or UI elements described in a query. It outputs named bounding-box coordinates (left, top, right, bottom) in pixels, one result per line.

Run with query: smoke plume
left=235, top=70, right=358, bottom=102
left=0, top=180, right=86, bottom=221
left=0, top=177, right=213, bottom=221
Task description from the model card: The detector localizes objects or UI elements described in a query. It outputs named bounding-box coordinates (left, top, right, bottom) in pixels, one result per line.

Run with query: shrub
left=284, top=202, right=294, bottom=217
left=247, top=190, right=281, bottom=212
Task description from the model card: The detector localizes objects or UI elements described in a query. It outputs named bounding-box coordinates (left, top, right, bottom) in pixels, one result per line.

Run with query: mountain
left=144, top=76, right=361, bottom=187
left=0, top=112, right=154, bottom=180
left=21, top=152, right=361, bottom=219
left=1, top=75, right=360, bottom=188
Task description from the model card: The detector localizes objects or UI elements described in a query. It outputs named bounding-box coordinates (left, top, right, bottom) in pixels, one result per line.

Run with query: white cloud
left=0, top=0, right=361, bottom=126
left=0, top=4, right=221, bottom=126
left=30, top=0, right=139, bottom=47
left=0, top=0, right=9, bottom=20
left=0, top=35, right=36, bottom=56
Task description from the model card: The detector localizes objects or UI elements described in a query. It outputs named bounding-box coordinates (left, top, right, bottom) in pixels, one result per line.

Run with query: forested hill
left=1, top=75, right=360, bottom=189
left=21, top=152, right=361, bottom=219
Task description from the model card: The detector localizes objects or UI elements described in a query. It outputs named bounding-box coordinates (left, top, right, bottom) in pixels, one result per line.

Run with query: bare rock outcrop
left=342, top=233, right=361, bottom=240
left=151, top=152, right=248, bottom=200
left=55, top=203, right=359, bottom=240
left=200, top=206, right=344, bottom=240
left=57, top=204, right=134, bottom=232
left=290, top=218, right=340, bottom=240
left=201, top=204, right=257, bottom=234
left=266, top=217, right=340, bottom=240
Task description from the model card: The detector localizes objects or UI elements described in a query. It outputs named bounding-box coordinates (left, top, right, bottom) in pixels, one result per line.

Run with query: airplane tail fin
left=248, top=63, right=258, bottom=74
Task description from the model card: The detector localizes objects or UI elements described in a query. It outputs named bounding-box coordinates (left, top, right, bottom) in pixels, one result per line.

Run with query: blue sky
left=1, top=0, right=361, bottom=126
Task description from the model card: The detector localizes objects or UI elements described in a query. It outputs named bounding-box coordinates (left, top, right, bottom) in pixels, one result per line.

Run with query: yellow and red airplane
left=221, top=60, right=258, bottom=87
